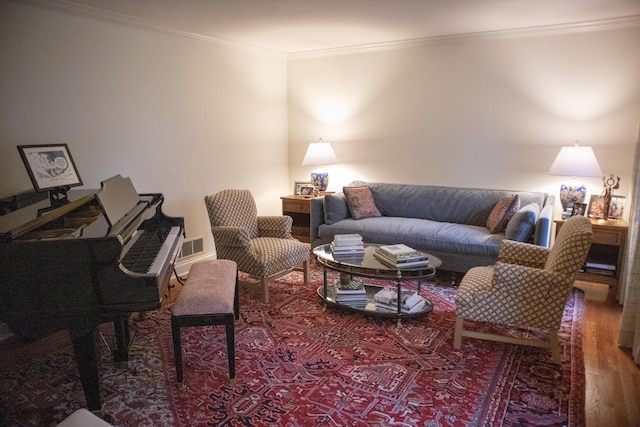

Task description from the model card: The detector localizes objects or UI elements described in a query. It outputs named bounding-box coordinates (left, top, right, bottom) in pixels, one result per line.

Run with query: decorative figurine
left=601, top=174, right=620, bottom=220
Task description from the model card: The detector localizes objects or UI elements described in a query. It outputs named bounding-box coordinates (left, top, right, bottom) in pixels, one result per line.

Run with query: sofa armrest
left=310, top=196, right=325, bottom=244
left=533, top=194, right=555, bottom=247
left=211, top=226, right=251, bottom=247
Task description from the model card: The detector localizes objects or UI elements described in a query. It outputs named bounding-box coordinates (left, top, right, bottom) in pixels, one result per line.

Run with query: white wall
left=288, top=26, right=640, bottom=213
left=0, top=1, right=289, bottom=266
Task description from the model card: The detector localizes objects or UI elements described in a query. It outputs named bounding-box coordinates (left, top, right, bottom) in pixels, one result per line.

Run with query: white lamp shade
left=302, top=139, right=337, bottom=166
left=548, top=146, right=602, bottom=177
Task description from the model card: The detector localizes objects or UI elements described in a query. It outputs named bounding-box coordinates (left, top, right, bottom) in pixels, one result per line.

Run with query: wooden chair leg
left=225, top=315, right=235, bottom=379
left=302, top=260, right=309, bottom=284
left=233, top=271, right=240, bottom=320
left=549, top=329, right=561, bottom=364
left=454, top=316, right=464, bottom=349
left=170, top=317, right=184, bottom=383
left=261, top=277, right=269, bottom=304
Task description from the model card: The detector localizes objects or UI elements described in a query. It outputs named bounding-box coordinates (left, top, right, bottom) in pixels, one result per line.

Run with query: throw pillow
left=505, top=202, right=541, bottom=242
left=323, top=193, right=351, bottom=224
left=486, top=194, right=520, bottom=234
left=343, top=186, right=381, bottom=220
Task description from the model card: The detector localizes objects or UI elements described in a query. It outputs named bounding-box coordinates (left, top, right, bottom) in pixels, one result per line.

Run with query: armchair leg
left=302, top=260, right=309, bottom=284
left=454, top=316, right=464, bottom=349
left=261, top=277, right=269, bottom=304
left=549, top=329, right=561, bottom=364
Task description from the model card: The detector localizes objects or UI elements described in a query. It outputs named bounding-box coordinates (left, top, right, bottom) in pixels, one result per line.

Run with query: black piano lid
left=0, top=189, right=98, bottom=241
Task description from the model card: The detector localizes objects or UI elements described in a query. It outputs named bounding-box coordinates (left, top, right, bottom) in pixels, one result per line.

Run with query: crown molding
left=17, top=1, right=640, bottom=61
left=289, top=15, right=640, bottom=60
left=20, top=0, right=287, bottom=59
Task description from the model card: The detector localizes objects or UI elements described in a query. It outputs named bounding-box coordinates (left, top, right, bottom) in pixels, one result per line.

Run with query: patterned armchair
left=454, top=215, right=593, bottom=363
left=204, top=189, right=310, bottom=303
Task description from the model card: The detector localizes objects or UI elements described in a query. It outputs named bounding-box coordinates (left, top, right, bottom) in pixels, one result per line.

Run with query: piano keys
left=0, top=174, right=184, bottom=411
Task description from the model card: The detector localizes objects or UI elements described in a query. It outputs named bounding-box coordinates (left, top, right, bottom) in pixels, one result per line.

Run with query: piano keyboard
left=121, top=226, right=181, bottom=275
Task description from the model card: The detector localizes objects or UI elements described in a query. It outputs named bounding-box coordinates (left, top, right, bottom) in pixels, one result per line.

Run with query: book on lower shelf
left=375, top=298, right=427, bottom=314
left=332, top=279, right=367, bottom=305
left=373, top=287, right=422, bottom=308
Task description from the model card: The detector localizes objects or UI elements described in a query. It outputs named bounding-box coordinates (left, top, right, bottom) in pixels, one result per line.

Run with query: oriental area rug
left=0, top=268, right=585, bottom=426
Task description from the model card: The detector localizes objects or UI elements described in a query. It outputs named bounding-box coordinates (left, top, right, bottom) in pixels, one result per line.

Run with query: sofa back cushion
left=323, top=193, right=351, bottom=224
left=364, top=182, right=547, bottom=227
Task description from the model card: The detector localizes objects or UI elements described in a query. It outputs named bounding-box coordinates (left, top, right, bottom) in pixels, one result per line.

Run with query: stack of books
left=374, top=287, right=427, bottom=314
left=373, top=244, right=429, bottom=268
left=330, top=234, right=365, bottom=257
left=332, top=279, right=367, bottom=308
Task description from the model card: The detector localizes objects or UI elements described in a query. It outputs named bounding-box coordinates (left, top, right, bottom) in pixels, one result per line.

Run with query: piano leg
left=70, top=328, right=102, bottom=411
left=112, top=316, right=130, bottom=365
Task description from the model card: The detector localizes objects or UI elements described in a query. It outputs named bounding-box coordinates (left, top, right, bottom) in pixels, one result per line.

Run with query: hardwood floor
left=1, top=280, right=639, bottom=426
left=578, top=281, right=640, bottom=427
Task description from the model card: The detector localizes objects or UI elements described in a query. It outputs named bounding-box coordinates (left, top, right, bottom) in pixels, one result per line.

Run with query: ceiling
left=35, top=0, right=640, bottom=54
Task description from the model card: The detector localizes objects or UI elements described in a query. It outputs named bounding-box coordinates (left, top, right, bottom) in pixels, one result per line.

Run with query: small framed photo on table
left=587, top=195, right=606, bottom=219
left=608, top=195, right=625, bottom=220
left=294, top=181, right=313, bottom=196
left=298, top=184, right=315, bottom=197
left=571, top=202, right=587, bottom=217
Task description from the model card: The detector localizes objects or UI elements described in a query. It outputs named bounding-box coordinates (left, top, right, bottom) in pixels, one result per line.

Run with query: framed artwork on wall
left=17, top=144, right=83, bottom=192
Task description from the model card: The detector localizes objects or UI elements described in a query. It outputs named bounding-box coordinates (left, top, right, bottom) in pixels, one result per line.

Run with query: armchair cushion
left=211, top=226, right=252, bottom=248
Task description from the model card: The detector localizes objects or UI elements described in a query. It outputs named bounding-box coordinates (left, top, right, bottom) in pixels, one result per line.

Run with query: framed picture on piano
left=17, top=144, right=83, bottom=193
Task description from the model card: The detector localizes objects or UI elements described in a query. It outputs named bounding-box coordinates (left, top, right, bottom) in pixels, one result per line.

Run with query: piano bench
left=170, top=259, right=239, bottom=383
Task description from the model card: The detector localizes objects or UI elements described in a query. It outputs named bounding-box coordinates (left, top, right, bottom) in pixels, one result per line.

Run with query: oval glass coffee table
left=313, top=244, right=442, bottom=325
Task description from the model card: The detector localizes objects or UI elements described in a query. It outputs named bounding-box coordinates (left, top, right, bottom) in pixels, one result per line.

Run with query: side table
left=555, top=217, right=628, bottom=300
left=281, top=195, right=312, bottom=242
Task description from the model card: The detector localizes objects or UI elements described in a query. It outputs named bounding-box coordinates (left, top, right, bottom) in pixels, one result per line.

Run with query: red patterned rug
left=0, top=268, right=584, bottom=426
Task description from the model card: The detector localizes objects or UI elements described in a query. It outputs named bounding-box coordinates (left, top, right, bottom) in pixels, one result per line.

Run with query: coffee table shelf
left=313, top=244, right=441, bottom=325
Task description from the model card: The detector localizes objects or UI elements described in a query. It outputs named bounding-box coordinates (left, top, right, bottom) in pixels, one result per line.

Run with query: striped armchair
left=204, top=189, right=310, bottom=303
left=454, top=215, right=593, bottom=363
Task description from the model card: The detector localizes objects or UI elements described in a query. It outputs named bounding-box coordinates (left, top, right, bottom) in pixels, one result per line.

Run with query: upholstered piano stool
left=171, top=259, right=239, bottom=382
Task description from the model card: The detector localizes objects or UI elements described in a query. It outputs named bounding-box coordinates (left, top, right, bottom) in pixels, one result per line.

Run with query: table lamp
left=302, top=138, right=337, bottom=192
left=548, top=140, right=602, bottom=216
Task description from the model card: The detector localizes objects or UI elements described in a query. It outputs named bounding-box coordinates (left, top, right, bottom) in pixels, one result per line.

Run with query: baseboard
left=173, top=252, right=217, bottom=277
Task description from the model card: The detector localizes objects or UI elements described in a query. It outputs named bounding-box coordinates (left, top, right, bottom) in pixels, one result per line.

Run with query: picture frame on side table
left=298, top=184, right=315, bottom=197
left=571, top=202, right=587, bottom=217
left=294, top=181, right=313, bottom=196
left=608, top=195, right=625, bottom=220
left=587, top=195, right=606, bottom=219
left=17, top=144, right=83, bottom=192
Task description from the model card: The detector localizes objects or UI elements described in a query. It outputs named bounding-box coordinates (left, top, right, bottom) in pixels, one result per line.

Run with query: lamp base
left=311, top=170, right=329, bottom=192
left=559, top=182, right=586, bottom=212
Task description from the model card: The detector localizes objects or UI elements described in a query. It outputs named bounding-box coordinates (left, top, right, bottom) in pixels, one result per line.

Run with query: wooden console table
left=555, top=217, right=628, bottom=300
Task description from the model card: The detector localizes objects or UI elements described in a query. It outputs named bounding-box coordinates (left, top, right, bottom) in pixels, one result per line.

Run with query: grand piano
left=0, top=174, right=184, bottom=411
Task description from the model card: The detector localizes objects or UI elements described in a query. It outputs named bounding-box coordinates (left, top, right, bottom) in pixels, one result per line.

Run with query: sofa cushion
left=505, top=202, right=540, bottom=242
left=343, top=186, right=382, bottom=220
left=323, top=193, right=351, bottom=224
left=486, top=195, right=520, bottom=233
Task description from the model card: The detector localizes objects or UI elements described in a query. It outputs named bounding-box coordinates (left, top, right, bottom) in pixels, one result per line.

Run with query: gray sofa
left=310, top=182, right=555, bottom=272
